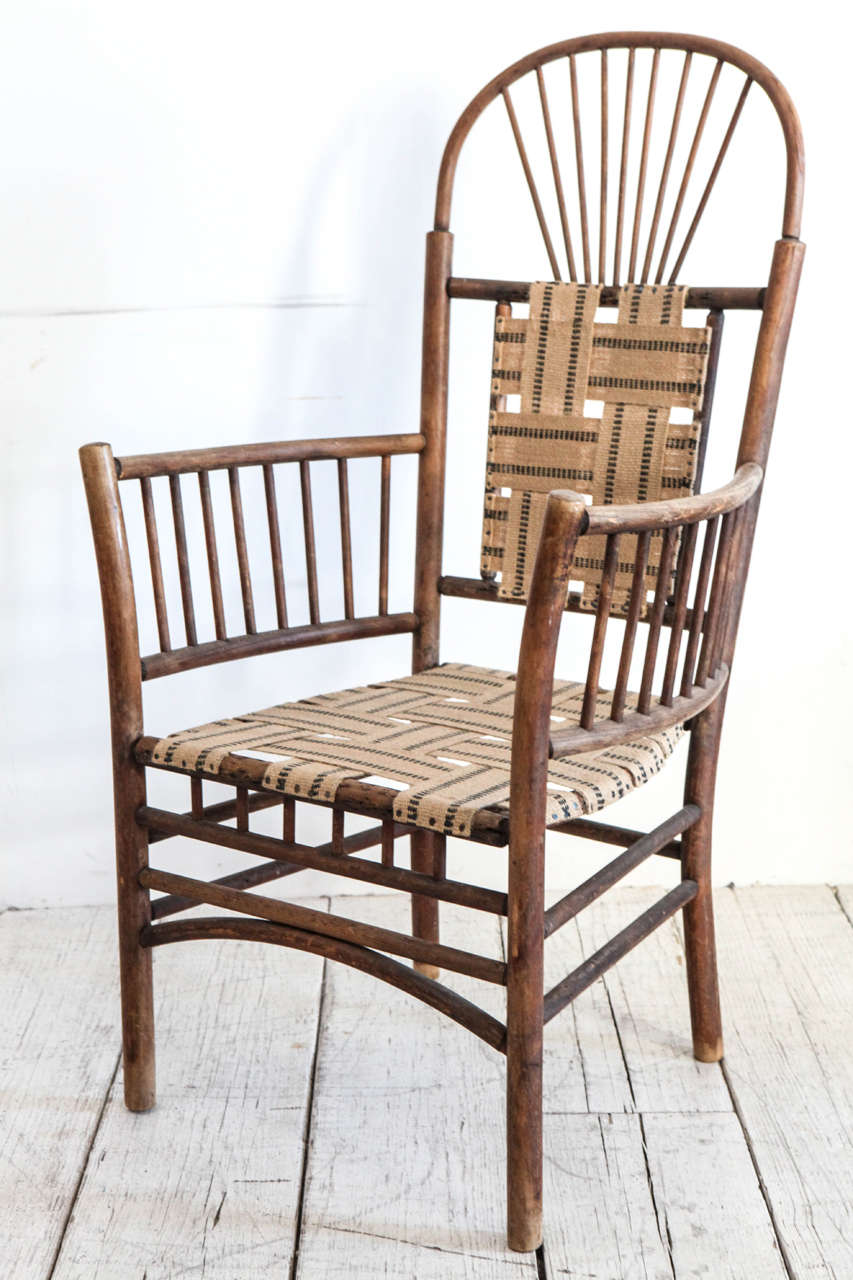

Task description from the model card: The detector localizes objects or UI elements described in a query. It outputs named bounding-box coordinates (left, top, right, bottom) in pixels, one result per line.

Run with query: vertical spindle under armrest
left=697, top=510, right=737, bottom=685
left=263, top=464, right=288, bottom=629
left=611, top=530, right=650, bottom=721
left=638, top=526, right=678, bottom=713
left=581, top=533, right=619, bottom=729
left=140, top=477, right=171, bottom=652
left=379, top=455, right=391, bottom=616
left=681, top=517, right=718, bottom=695
left=337, top=459, right=354, bottom=620
left=198, top=471, right=226, bottom=641
left=228, top=467, right=256, bottom=635
left=300, top=460, right=320, bottom=625
left=169, top=473, right=197, bottom=647
left=661, top=522, right=698, bottom=706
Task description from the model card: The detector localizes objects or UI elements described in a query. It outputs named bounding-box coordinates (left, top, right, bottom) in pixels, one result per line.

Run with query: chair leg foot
left=506, top=1039, right=543, bottom=1252
left=682, top=705, right=724, bottom=1065
left=116, top=774, right=156, bottom=1112
left=410, top=830, right=445, bottom=981
left=683, top=881, right=724, bottom=1063
left=119, top=944, right=156, bottom=1112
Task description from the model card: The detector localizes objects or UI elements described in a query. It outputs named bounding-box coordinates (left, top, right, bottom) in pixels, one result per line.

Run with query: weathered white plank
left=295, top=895, right=537, bottom=1277
left=642, top=1112, right=788, bottom=1278
left=573, top=887, right=732, bottom=1111
left=0, top=906, right=119, bottom=1279
left=543, top=908, right=634, bottom=1115
left=715, top=885, right=853, bottom=1280
left=51, top=903, right=326, bottom=1280
left=541, top=1113, right=673, bottom=1279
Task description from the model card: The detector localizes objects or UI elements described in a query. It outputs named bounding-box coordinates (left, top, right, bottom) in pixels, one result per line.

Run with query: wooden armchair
left=80, top=33, right=804, bottom=1253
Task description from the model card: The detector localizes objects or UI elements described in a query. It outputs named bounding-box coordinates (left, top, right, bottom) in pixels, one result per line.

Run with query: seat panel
left=143, top=664, right=683, bottom=838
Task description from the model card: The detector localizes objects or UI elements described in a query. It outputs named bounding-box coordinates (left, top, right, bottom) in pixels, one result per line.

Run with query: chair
left=80, top=32, right=804, bottom=1252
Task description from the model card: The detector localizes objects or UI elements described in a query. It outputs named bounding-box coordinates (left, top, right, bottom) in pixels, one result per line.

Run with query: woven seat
left=142, top=662, right=683, bottom=839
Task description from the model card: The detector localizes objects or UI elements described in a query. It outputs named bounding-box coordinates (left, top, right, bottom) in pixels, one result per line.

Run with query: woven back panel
left=481, top=283, right=711, bottom=615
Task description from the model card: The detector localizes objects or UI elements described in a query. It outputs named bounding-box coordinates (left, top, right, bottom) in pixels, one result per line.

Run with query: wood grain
left=51, top=903, right=326, bottom=1279
left=0, top=908, right=119, bottom=1280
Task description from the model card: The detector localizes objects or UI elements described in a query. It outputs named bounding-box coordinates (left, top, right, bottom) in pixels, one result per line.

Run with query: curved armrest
left=551, top=462, right=763, bottom=536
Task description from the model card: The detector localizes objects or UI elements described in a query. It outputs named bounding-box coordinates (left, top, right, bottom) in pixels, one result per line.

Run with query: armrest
left=551, top=462, right=763, bottom=536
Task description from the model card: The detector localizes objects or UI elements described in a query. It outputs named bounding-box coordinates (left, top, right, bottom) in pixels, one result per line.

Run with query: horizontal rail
left=149, top=821, right=406, bottom=918
left=543, top=880, right=698, bottom=1023
left=148, top=788, right=285, bottom=844
left=142, top=915, right=507, bottom=1052
left=544, top=806, right=700, bottom=937
left=141, top=612, right=418, bottom=678
left=549, top=666, right=728, bottom=757
left=447, top=277, right=765, bottom=310
left=139, top=866, right=507, bottom=984
left=135, top=745, right=508, bottom=846
left=116, top=433, right=425, bottom=480
left=547, top=814, right=683, bottom=858
left=137, top=806, right=508, bottom=914
left=577, top=463, right=763, bottom=535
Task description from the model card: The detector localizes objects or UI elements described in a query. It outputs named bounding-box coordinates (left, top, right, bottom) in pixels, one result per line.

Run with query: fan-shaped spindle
left=628, top=48, right=660, bottom=282
left=669, top=76, right=752, bottom=283
left=168, top=473, right=197, bottom=647
left=198, top=471, right=226, bottom=641
left=139, top=476, right=171, bottom=652
left=638, top=527, right=678, bottom=713
left=502, top=86, right=561, bottom=279
left=569, top=54, right=592, bottom=283
left=228, top=466, right=256, bottom=635
left=655, top=59, right=723, bottom=284
left=599, top=50, right=608, bottom=284
left=660, top=522, right=699, bottom=705
left=581, top=534, right=620, bottom=728
left=262, top=463, right=288, bottom=629
left=611, top=530, right=651, bottom=721
left=641, top=52, right=691, bottom=283
left=681, top=517, right=718, bottom=695
left=613, top=48, right=635, bottom=285
left=536, top=66, right=577, bottom=281
left=337, top=459, right=354, bottom=620
left=300, top=460, right=321, bottom=625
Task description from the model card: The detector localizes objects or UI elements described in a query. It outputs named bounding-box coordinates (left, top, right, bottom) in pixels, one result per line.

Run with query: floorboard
left=49, top=902, right=326, bottom=1280
left=294, top=895, right=537, bottom=1277
left=0, top=907, right=119, bottom=1279
left=3, top=887, right=852, bottom=1279
left=714, top=885, right=853, bottom=1280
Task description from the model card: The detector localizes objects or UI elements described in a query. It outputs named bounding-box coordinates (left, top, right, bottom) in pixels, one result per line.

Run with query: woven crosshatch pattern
left=145, top=663, right=683, bottom=838
left=481, top=282, right=711, bottom=614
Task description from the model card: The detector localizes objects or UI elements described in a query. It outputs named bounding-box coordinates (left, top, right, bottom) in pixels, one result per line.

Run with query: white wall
left=1, top=0, right=850, bottom=907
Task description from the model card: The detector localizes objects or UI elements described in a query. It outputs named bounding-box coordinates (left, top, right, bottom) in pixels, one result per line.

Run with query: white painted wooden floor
left=3, top=886, right=853, bottom=1279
